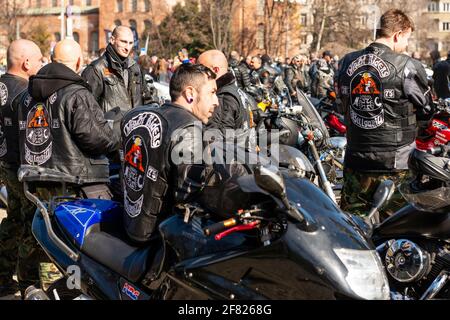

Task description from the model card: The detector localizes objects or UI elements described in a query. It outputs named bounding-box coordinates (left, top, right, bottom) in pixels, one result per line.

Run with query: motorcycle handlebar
left=203, top=218, right=237, bottom=236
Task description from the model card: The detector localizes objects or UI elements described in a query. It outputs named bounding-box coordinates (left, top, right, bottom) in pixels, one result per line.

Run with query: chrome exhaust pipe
left=24, top=286, right=50, bottom=300
left=0, top=185, right=8, bottom=207
left=420, top=270, right=449, bottom=300
left=74, top=294, right=93, bottom=300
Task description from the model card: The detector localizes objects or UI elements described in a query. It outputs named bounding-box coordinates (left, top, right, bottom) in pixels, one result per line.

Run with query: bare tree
left=142, top=1, right=171, bottom=55
left=311, top=0, right=344, bottom=54
left=0, top=0, right=25, bottom=43
left=205, top=0, right=235, bottom=52
left=262, top=0, right=301, bottom=57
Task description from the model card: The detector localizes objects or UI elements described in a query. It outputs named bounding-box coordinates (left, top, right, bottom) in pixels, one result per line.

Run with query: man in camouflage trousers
left=340, top=169, right=409, bottom=220
left=336, top=10, right=432, bottom=221
left=0, top=40, right=45, bottom=297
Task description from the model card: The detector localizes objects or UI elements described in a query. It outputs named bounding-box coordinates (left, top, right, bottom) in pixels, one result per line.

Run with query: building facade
left=1, top=0, right=100, bottom=57
left=423, top=1, right=450, bottom=53
left=1, top=0, right=447, bottom=61
left=0, top=0, right=180, bottom=58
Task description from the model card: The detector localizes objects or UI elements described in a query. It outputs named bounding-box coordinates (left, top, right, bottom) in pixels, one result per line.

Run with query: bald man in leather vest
left=0, top=39, right=44, bottom=297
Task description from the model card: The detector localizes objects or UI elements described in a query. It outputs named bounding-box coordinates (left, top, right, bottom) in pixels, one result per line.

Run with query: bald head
left=111, top=26, right=134, bottom=58
left=7, top=39, right=43, bottom=79
left=53, top=39, right=83, bottom=73
left=198, top=50, right=229, bottom=79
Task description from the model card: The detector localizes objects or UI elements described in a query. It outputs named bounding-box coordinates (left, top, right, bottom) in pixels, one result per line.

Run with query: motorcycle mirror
left=445, top=98, right=450, bottom=108
left=254, top=165, right=286, bottom=200
left=365, top=180, right=396, bottom=225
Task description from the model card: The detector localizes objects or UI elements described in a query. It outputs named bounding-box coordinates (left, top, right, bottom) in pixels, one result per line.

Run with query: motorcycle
left=363, top=144, right=450, bottom=299
left=310, top=91, right=347, bottom=137
left=254, top=83, right=342, bottom=203
left=416, top=98, right=450, bottom=152
left=20, top=152, right=390, bottom=300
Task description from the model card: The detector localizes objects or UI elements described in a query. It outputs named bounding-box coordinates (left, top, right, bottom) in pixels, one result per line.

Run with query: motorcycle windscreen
left=273, top=75, right=289, bottom=95
left=399, top=182, right=450, bottom=211
left=270, top=144, right=315, bottom=174
left=295, top=88, right=330, bottom=148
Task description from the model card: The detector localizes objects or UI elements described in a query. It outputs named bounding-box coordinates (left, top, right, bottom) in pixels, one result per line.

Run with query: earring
left=188, top=98, right=193, bottom=103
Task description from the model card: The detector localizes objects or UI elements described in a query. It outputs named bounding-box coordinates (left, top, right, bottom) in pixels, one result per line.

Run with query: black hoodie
left=28, top=62, right=90, bottom=101
left=19, top=62, right=120, bottom=184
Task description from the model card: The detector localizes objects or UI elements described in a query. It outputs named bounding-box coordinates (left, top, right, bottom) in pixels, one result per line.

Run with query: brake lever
left=214, top=221, right=260, bottom=241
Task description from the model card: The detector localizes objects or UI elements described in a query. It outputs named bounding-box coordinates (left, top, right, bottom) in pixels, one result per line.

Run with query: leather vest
left=338, top=43, right=417, bottom=170
left=18, top=85, right=109, bottom=184
left=0, top=74, right=28, bottom=167
left=121, top=103, right=199, bottom=243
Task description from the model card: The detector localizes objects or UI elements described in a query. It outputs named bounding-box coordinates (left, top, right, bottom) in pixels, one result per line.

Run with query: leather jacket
left=121, top=103, right=214, bottom=243
left=18, top=63, right=120, bottom=184
left=82, top=44, right=149, bottom=114
left=0, top=73, right=28, bottom=168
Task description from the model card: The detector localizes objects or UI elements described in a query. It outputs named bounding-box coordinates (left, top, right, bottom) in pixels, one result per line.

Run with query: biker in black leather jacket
left=82, top=26, right=152, bottom=114
left=121, top=63, right=220, bottom=243
left=18, top=61, right=120, bottom=185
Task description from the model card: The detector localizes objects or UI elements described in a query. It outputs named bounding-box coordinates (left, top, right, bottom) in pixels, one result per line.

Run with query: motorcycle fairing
left=373, top=204, right=450, bottom=241
left=54, top=199, right=122, bottom=247
left=296, top=88, right=330, bottom=148
left=159, top=214, right=258, bottom=262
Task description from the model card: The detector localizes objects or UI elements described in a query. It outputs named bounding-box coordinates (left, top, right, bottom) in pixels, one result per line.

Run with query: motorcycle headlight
left=334, top=248, right=390, bottom=300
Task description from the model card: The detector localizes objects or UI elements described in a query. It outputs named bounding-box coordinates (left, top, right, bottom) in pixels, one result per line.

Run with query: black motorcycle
left=254, top=84, right=340, bottom=203
left=21, top=151, right=390, bottom=300
left=364, top=145, right=450, bottom=299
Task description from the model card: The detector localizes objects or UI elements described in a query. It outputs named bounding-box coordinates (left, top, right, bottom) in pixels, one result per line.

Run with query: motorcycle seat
left=82, top=231, right=156, bottom=282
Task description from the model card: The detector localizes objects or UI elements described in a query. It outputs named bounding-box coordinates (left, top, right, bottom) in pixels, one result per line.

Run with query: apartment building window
left=73, top=32, right=80, bottom=44
left=114, top=19, right=122, bottom=26
left=36, top=0, right=41, bottom=8
left=52, top=0, right=58, bottom=6
left=444, top=3, right=450, bottom=11
left=129, top=19, right=137, bottom=34
left=300, top=13, right=307, bottom=26
left=131, top=0, right=137, bottom=12
left=428, top=1, right=439, bottom=12
left=54, top=32, right=61, bottom=42
left=86, top=0, right=92, bottom=6
left=144, top=0, right=151, bottom=12
left=443, top=22, right=450, bottom=31
left=359, top=15, right=367, bottom=27
left=257, top=0, right=265, bottom=16
left=90, top=31, right=99, bottom=52
left=69, top=0, right=74, bottom=5
left=144, top=19, right=152, bottom=31
left=116, top=0, right=124, bottom=13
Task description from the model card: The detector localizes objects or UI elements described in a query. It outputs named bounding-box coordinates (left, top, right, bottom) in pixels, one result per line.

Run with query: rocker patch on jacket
left=24, top=102, right=52, bottom=165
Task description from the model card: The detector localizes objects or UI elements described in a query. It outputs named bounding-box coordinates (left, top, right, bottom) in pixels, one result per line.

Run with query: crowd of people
left=0, top=8, right=445, bottom=299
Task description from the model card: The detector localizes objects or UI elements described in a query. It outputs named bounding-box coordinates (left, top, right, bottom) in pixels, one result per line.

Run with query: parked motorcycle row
left=5, top=78, right=450, bottom=300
